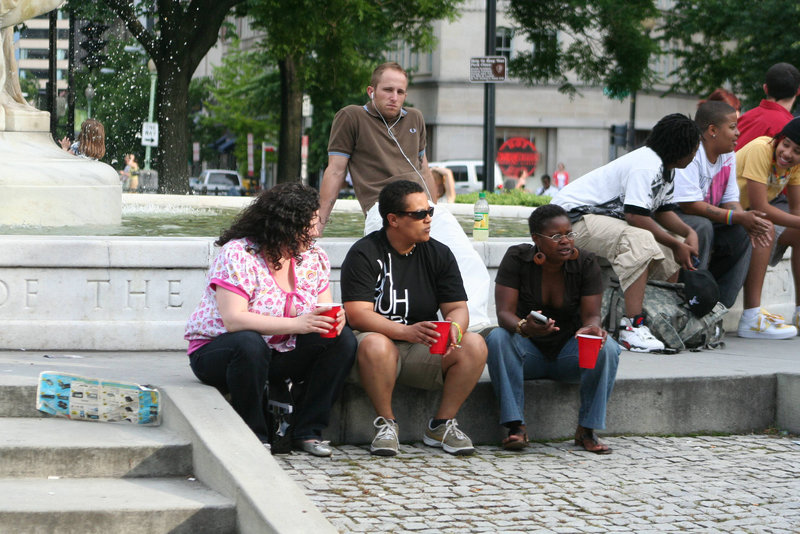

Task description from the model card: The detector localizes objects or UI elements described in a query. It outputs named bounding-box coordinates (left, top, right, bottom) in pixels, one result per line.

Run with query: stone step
left=0, top=417, right=192, bottom=478
left=327, top=373, right=780, bottom=444
left=0, top=477, right=236, bottom=534
left=0, top=384, right=39, bottom=417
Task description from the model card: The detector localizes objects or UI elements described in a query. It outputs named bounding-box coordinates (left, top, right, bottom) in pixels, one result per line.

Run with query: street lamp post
left=85, top=83, right=95, bottom=119
left=144, top=59, right=157, bottom=172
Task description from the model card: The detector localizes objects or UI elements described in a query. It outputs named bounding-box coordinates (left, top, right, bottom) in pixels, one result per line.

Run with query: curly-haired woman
left=185, top=183, right=356, bottom=456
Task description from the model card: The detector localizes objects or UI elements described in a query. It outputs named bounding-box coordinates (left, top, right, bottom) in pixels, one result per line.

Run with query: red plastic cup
left=577, top=334, right=603, bottom=369
left=430, top=321, right=452, bottom=355
left=316, top=304, right=341, bottom=338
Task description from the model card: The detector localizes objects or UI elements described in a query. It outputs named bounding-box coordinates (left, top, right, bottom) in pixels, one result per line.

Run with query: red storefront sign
left=496, top=137, right=539, bottom=177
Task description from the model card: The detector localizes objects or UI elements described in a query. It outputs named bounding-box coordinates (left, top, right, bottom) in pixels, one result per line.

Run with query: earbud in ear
left=369, top=92, right=374, bottom=100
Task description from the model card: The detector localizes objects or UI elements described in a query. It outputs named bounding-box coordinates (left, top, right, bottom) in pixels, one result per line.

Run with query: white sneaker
left=760, top=308, right=786, bottom=325
left=738, top=309, right=797, bottom=339
left=619, top=317, right=665, bottom=352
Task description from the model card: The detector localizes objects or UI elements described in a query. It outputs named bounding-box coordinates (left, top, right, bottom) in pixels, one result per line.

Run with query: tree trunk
left=277, top=55, right=303, bottom=184
left=101, top=0, right=245, bottom=194
left=156, top=59, right=190, bottom=194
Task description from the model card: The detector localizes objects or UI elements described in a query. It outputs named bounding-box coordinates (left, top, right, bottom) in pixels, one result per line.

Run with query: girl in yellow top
left=736, top=118, right=800, bottom=339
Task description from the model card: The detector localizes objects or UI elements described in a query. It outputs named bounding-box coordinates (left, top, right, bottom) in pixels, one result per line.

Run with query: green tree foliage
left=661, top=0, right=800, bottom=109
left=242, top=0, right=464, bottom=184
left=64, top=35, right=150, bottom=169
left=96, top=0, right=245, bottom=193
left=196, top=42, right=280, bottom=176
left=507, top=0, right=660, bottom=98
left=187, top=76, right=227, bottom=173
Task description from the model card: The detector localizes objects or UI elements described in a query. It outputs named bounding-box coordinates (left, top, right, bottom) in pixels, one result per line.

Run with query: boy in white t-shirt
left=674, top=101, right=772, bottom=309
left=552, top=114, right=701, bottom=352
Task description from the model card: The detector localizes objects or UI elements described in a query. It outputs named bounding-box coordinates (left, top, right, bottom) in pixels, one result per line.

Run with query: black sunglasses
left=397, top=207, right=435, bottom=220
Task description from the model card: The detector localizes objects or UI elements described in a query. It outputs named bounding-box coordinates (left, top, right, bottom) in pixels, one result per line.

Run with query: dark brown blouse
left=495, top=244, right=603, bottom=359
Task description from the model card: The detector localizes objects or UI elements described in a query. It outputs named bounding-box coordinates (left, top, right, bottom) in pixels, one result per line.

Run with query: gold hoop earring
left=569, top=248, right=579, bottom=260
left=534, top=251, right=546, bottom=265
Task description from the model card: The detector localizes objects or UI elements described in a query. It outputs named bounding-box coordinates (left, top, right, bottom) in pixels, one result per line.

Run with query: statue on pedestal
left=0, top=0, right=64, bottom=131
left=0, top=0, right=122, bottom=227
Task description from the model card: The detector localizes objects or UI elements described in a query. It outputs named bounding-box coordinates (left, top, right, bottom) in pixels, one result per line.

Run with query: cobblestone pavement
left=276, top=434, right=800, bottom=533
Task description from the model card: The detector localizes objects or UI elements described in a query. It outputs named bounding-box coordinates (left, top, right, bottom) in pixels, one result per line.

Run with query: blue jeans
left=486, top=328, right=620, bottom=430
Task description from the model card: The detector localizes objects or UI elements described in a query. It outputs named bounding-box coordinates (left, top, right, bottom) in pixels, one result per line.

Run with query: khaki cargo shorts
left=348, top=331, right=444, bottom=391
left=572, top=214, right=680, bottom=291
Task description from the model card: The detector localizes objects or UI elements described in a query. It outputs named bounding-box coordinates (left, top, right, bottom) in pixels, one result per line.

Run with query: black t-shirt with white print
left=340, top=229, right=467, bottom=325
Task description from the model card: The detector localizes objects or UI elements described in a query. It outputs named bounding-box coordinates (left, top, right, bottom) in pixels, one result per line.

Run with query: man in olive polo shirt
left=318, top=62, right=491, bottom=330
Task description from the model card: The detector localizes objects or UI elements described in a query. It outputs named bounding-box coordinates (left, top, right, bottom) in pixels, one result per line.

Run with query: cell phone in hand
left=529, top=310, right=549, bottom=324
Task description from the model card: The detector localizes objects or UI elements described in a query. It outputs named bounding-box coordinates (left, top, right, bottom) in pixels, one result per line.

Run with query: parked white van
left=427, top=160, right=504, bottom=194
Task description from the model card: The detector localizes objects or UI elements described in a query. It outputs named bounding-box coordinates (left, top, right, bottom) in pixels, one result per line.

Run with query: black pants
left=676, top=211, right=752, bottom=308
left=189, top=328, right=356, bottom=443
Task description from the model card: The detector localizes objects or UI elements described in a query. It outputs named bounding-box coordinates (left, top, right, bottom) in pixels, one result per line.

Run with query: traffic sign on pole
left=470, top=56, right=507, bottom=83
left=141, top=122, right=158, bottom=147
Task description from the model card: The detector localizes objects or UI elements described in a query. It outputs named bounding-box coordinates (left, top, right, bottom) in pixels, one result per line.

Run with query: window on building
left=496, top=27, right=513, bottom=60
left=384, top=41, right=433, bottom=77
left=530, top=29, right=558, bottom=62
left=650, top=39, right=680, bottom=86
left=19, top=49, right=50, bottom=60
left=19, top=27, right=69, bottom=40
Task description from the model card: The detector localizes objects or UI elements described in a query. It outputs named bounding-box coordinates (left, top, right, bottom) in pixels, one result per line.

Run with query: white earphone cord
left=373, top=98, right=434, bottom=201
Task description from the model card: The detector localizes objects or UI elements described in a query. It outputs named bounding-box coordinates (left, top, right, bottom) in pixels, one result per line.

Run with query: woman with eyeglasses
left=485, top=204, right=620, bottom=453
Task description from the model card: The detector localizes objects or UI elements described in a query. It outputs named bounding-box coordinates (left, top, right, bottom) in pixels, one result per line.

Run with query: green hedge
left=453, top=189, right=553, bottom=207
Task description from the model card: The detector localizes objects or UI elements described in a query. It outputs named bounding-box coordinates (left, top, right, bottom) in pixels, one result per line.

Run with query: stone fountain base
left=0, top=131, right=121, bottom=226
left=0, top=232, right=793, bottom=350
left=0, top=196, right=792, bottom=350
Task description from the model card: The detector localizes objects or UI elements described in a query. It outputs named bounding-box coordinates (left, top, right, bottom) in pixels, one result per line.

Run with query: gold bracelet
left=515, top=318, right=529, bottom=338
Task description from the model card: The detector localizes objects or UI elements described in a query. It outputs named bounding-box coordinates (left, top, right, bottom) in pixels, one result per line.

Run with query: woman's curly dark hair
left=645, top=113, right=701, bottom=167
left=528, top=204, right=568, bottom=235
left=216, top=182, right=320, bottom=271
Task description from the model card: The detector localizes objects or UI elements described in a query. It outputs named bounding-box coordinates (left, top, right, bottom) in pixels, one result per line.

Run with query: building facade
left=15, top=11, right=69, bottom=93
left=390, top=0, right=697, bottom=181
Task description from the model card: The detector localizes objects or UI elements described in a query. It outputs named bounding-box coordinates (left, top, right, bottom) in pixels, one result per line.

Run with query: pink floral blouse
left=184, top=238, right=330, bottom=354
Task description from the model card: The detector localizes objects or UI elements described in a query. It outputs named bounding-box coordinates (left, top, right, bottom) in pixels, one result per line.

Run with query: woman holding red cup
left=184, top=183, right=356, bottom=457
left=485, top=204, right=620, bottom=454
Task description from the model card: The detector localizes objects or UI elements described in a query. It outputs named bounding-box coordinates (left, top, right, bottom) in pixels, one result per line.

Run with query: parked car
left=427, top=159, right=504, bottom=194
left=190, top=169, right=246, bottom=196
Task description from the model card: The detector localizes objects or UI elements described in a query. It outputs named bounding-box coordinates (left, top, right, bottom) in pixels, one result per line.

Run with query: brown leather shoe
left=574, top=426, right=612, bottom=454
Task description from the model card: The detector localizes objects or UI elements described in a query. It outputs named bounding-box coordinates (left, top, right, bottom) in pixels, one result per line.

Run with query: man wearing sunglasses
left=341, top=180, right=488, bottom=457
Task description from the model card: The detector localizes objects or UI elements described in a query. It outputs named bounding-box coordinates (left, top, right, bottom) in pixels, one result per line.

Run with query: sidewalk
left=272, top=334, right=800, bottom=533
left=278, top=434, right=800, bottom=533
left=1, top=334, right=798, bottom=533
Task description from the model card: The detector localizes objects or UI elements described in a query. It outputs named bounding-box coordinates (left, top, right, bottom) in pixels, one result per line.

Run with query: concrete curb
left=161, top=384, right=337, bottom=534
